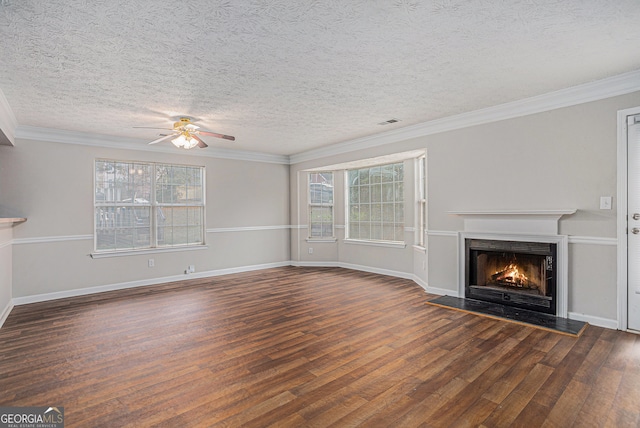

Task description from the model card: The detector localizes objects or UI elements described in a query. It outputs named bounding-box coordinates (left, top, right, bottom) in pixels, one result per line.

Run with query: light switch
left=600, top=196, right=612, bottom=210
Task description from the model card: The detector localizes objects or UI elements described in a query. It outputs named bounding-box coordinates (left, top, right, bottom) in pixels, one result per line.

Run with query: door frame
left=617, top=106, right=640, bottom=332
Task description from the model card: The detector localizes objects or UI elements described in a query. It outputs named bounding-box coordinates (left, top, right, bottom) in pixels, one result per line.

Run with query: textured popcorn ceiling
left=1, top=0, right=639, bottom=156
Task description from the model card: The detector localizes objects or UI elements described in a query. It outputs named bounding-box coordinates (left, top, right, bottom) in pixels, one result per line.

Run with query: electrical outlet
left=188, top=265, right=195, bottom=273
left=308, top=247, right=313, bottom=254
left=148, top=258, right=154, bottom=268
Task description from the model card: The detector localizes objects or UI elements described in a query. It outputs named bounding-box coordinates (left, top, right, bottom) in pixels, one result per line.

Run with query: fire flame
left=494, top=263, right=529, bottom=286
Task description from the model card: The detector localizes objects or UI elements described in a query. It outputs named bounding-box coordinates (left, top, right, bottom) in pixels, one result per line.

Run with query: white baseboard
left=0, top=300, right=14, bottom=328
left=293, top=260, right=414, bottom=281
left=12, top=261, right=291, bottom=306
left=6, top=261, right=620, bottom=332
left=568, top=311, right=618, bottom=330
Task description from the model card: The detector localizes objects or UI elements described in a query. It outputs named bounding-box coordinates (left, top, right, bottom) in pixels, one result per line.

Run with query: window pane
left=310, top=206, right=333, bottom=238
left=348, top=170, right=359, bottom=186
left=382, top=183, right=394, bottom=202
left=383, top=203, right=395, bottom=222
left=309, top=172, right=333, bottom=205
left=349, top=186, right=359, bottom=204
left=371, top=204, right=382, bottom=221
left=308, top=172, right=334, bottom=239
left=359, top=186, right=370, bottom=203
left=95, top=160, right=205, bottom=252
left=371, top=184, right=381, bottom=202
left=159, top=206, right=203, bottom=246
left=346, top=162, right=404, bottom=243
left=381, top=164, right=394, bottom=182
left=383, top=225, right=395, bottom=241
left=359, top=169, right=369, bottom=185
left=370, top=166, right=381, bottom=183
left=360, top=204, right=370, bottom=221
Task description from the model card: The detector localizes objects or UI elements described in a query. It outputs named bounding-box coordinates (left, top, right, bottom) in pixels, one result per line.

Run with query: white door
left=628, top=114, right=640, bottom=331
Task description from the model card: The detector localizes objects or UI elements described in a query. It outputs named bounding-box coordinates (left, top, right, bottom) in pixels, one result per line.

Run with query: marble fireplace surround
left=451, top=210, right=576, bottom=319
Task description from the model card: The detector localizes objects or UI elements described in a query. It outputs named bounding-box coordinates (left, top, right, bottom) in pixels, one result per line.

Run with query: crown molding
left=14, top=125, right=290, bottom=165
left=290, top=69, right=640, bottom=164
left=0, top=87, right=17, bottom=146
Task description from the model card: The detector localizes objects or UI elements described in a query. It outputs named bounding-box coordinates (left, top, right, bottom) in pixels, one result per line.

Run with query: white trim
left=0, top=301, right=14, bottom=329
left=617, top=106, right=640, bottom=331
left=568, top=312, right=618, bottom=330
left=4, top=261, right=619, bottom=331
left=207, top=225, right=291, bottom=233
left=12, top=227, right=293, bottom=246
left=427, top=230, right=458, bottom=237
left=12, top=261, right=290, bottom=305
left=296, top=261, right=414, bottom=280
left=290, top=261, right=337, bottom=268
left=450, top=210, right=576, bottom=236
left=412, top=275, right=460, bottom=297
left=424, top=286, right=459, bottom=298
left=305, top=238, right=337, bottom=243
left=0, top=240, right=12, bottom=250
left=412, top=245, right=426, bottom=253
left=343, top=239, right=407, bottom=249
left=13, top=234, right=93, bottom=245
left=15, top=125, right=290, bottom=165
left=290, top=70, right=640, bottom=164
left=0, top=86, right=17, bottom=146
left=427, top=230, right=617, bottom=246
left=568, top=236, right=617, bottom=246
left=90, top=245, right=209, bottom=259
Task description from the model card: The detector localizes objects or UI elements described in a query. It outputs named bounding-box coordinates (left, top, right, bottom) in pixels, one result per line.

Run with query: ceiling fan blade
left=199, top=130, right=235, bottom=141
left=148, top=134, right=175, bottom=145
left=134, top=126, right=174, bottom=130
left=193, top=135, right=208, bottom=148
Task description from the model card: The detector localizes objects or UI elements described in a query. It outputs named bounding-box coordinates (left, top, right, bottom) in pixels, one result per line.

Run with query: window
left=417, top=155, right=426, bottom=247
left=308, top=172, right=334, bottom=238
left=347, top=162, right=404, bottom=242
left=94, top=160, right=205, bottom=253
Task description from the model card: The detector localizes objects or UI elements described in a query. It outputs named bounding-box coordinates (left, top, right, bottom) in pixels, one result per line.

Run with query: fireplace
left=464, top=238, right=557, bottom=314
left=454, top=210, right=573, bottom=318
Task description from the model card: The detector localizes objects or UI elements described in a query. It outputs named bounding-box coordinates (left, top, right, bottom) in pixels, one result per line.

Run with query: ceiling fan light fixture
left=171, top=133, right=199, bottom=149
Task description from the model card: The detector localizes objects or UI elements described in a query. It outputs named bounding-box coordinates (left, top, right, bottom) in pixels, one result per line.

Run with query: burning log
left=490, top=263, right=538, bottom=290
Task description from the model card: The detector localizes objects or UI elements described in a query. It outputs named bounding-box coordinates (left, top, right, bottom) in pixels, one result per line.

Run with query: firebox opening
left=465, top=239, right=557, bottom=315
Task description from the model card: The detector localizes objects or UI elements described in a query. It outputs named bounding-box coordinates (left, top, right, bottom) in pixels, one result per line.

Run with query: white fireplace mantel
left=452, top=210, right=575, bottom=318
left=449, top=210, right=576, bottom=235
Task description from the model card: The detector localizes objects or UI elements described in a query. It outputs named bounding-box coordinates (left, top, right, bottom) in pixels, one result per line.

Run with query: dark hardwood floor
left=1, top=266, right=639, bottom=427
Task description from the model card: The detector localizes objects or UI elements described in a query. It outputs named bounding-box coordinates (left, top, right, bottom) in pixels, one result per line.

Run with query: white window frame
left=308, top=172, right=334, bottom=240
left=416, top=155, right=427, bottom=248
left=345, top=162, right=405, bottom=244
left=93, top=159, right=206, bottom=256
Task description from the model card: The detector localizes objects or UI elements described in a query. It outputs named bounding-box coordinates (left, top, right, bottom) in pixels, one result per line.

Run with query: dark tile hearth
left=427, top=295, right=587, bottom=337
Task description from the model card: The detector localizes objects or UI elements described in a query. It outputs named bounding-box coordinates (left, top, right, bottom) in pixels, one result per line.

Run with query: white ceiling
left=1, top=1, right=639, bottom=157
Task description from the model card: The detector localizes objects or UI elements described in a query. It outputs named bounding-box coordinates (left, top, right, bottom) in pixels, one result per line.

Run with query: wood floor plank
left=0, top=266, right=638, bottom=427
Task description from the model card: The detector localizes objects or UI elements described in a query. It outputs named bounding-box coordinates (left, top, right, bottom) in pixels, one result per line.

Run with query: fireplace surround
left=464, top=237, right=557, bottom=314
left=453, top=210, right=574, bottom=319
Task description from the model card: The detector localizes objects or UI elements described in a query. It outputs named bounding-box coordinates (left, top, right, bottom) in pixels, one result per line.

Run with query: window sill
left=306, top=238, right=337, bottom=243
left=413, top=245, right=427, bottom=253
left=343, top=239, right=406, bottom=249
left=90, top=245, right=209, bottom=259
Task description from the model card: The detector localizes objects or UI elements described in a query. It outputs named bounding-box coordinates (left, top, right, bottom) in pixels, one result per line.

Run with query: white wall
left=0, top=225, right=13, bottom=326
left=0, top=139, right=291, bottom=300
left=291, top=91, right=640, bottom=326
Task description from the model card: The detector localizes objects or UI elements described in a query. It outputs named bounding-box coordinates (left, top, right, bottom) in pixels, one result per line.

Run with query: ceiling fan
left=136, top=117, right=235, bottom=149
